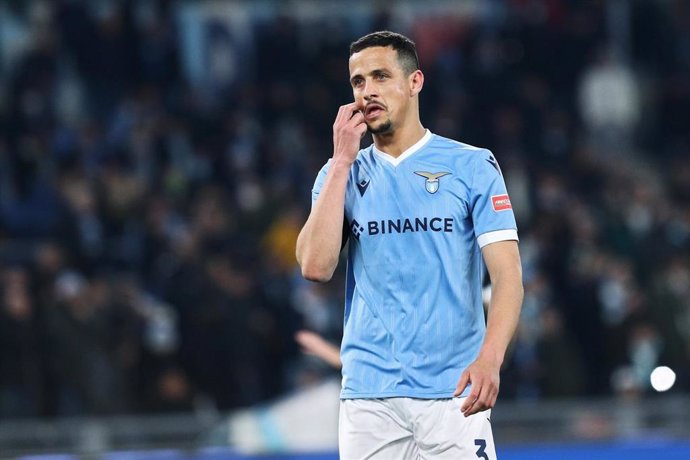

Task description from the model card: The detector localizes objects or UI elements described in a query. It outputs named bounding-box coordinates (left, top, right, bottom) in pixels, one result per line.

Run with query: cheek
left=394, top=86, right=408, bottom=98
left=387, top=88, right=408, bottom=111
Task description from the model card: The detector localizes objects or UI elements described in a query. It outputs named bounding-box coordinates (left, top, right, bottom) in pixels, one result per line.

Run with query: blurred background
left=0, top=0, right=689, bottom=458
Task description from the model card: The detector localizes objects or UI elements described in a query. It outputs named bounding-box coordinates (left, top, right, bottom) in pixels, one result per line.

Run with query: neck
left=373, top=121, right=426, bottom=158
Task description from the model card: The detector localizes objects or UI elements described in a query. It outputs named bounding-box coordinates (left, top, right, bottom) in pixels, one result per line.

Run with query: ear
left=409, top=70, right=424, bottom=97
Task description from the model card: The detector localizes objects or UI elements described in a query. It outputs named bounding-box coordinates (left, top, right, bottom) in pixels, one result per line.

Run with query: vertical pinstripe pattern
left=311, top=131, right=518, bottom=399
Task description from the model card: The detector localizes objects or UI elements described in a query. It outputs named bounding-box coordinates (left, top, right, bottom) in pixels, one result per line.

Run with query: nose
left=363, top=80, right=378, bottom=100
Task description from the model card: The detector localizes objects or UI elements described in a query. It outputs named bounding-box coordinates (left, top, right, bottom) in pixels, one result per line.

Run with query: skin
left=295, top=330, right=342, bottom=369
left=455, top=240, right=523, bottom=417
left=296, top=46, right=424, bottom=281
left=296, top=45, right=524, bottom=417
left=348, top=46, right=426, bottom=156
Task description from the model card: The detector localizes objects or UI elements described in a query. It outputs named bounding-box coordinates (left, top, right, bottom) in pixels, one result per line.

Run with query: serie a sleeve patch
left=491, top=194, right=512, bottom=211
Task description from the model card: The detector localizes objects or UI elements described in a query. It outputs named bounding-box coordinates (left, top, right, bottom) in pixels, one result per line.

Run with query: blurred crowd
left=0, top=0, right=689, bottom=418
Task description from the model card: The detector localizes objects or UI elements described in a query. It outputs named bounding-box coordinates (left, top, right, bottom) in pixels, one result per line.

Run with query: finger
left=350, top=100, right=365, bottom=113
left=348, top=102, right=366, bottom=123
left=461, top=379, right=487, bottom=415
left=335, top=103, right=363, bottom=129
left=460, top=381, right=481, bottom=413
left=344, top=101, right=361, bottom=114
left=480, top=379, right=498, bottom=408
left=347, top=113, right=367, bottom=141
left=475, top=387, right=493, bottom=414
left=355, top=121, right=368, bottom=138
left=462, top=395, right=482, bottom=416
left=486, top=384, right=499, bottom=408
left=334, top=104, right=351, bottom=125
left=461, top=394, right=478, bottom=415
left=465, top=380, right=496, bottom=416
left=336, top=102, right=357, bottom=124
left=347, top=110, right=365, bottom=126
left=454, top=371, right=470, bottom=397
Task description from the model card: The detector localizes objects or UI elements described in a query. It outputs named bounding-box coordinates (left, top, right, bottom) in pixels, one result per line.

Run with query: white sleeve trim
left=477, top=229, right=519, bottom=248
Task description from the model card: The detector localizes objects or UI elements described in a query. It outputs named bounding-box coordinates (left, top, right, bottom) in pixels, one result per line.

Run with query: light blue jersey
left=311, top=130, right=518, bottom=399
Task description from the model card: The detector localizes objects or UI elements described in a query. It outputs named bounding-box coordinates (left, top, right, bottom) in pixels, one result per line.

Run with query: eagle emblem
left=414, top=171, right=451, bottom=194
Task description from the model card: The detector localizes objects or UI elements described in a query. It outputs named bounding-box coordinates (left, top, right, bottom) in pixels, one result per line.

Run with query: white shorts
left=339, top=397, right=496, bottom=460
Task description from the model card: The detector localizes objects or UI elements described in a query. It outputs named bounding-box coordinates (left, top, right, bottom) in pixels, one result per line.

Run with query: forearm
left=295, top=330, right=343, bottom=369
left=296, top=160, right=351, bottom=282
left=478, top=268, right=523, bottom=366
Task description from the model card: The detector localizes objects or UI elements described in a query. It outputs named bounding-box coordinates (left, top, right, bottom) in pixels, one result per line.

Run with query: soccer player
left=296, top=31, right=523, bottom=459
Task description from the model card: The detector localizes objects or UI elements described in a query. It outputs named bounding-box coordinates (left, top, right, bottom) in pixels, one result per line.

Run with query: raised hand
left=332, top=102, right=367, bottom=166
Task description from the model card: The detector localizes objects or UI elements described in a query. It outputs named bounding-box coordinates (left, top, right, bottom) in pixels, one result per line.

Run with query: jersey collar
left=372, top=129, right=432, bottom=167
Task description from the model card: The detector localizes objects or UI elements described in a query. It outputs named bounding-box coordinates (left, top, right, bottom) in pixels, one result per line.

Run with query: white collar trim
left=372, top=129, right=432, bottom=166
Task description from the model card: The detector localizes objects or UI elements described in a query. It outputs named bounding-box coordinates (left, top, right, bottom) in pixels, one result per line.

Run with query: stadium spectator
left=0, top=0, right=687, bottom=418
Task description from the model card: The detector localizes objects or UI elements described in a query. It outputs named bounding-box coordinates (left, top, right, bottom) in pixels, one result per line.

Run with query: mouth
left=364, top=103, right=386, bottom=121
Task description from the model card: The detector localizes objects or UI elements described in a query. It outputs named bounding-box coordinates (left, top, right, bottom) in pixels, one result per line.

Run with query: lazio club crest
left=414, top=171, right=451, bottom=194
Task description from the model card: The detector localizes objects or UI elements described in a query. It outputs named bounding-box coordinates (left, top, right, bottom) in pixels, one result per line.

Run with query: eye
left=352, top=78, right=364, bottom=88
left=375, top=73, right=388, bottom=81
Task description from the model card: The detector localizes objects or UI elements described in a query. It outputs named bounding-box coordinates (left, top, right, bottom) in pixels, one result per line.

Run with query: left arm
left=454, top=240, right=523, bottom=416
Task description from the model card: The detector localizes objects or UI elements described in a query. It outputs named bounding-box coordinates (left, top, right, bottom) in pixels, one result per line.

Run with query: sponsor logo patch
left=491, top=194, right=512, bottom=211
left=350, top=218, right=364, bottom=239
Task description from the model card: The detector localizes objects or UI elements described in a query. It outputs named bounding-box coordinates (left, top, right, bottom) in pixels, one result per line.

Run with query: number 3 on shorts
left=474, top=439, right=488, bottom=459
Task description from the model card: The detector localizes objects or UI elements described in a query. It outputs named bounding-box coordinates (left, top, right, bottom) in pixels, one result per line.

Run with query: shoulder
left=429, top=134, right=492, bottom=158
left=427, top=133, right=494, bottom=165
left=351, top=145, right=377, bottom=171
left=356, top=144, right=376, bottom=161
left=316, top=158, right=333, bottom=177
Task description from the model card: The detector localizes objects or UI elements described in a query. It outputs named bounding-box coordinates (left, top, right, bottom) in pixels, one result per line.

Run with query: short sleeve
left=469, top=150, right=519, bottom=248
left=311, top=159, right=333, bottom=208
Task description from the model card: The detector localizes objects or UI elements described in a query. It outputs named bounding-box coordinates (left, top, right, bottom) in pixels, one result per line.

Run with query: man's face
left=349, top=46, right=412, bottom=135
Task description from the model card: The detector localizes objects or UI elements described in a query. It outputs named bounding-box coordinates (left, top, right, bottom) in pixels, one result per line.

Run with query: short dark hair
left=349, top=31, right=419, bottom=75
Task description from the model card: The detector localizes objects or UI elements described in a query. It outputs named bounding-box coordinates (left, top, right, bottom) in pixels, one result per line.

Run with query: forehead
left=349, top=46, right=402, bottom=75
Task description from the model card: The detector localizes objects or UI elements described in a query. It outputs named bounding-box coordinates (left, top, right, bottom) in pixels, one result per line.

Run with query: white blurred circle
left=650, top=366, right=676, bottom=392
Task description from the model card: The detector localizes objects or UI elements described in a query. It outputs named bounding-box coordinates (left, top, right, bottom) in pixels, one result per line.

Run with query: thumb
left=454, top=370, right=470, bottom=397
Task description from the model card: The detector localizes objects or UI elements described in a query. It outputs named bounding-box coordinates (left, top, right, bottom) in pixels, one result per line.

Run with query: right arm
left=296, top=103, right=366, bottom=282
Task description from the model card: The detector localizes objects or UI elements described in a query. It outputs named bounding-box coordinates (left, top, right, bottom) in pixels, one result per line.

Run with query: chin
left=368, top=119, right=393, bottom=135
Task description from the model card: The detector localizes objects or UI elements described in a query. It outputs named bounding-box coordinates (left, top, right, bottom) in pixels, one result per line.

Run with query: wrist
left=330, top=156, right=355, bottom=171
left=478, top=347, right=504, bottom=367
